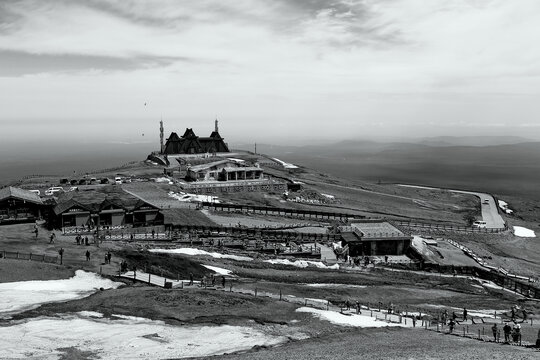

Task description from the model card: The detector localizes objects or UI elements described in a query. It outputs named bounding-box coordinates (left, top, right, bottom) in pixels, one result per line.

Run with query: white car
left=115, top=177, right=122, bottom=184
left=472, top=221, right=487, bottom=228
left=45, top=187, right=64, bottom=196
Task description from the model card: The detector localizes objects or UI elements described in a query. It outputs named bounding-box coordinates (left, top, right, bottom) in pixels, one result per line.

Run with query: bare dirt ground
left=216, top=327, right=537, bottom=360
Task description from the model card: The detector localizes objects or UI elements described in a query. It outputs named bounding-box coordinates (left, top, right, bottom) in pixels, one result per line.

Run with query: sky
left=1, top=0, right=540, bottom=147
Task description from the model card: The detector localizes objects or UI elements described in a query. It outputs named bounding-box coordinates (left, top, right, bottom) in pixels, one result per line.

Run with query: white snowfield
left=202, top=265, right=233, bottom=275
left=0, top=312, right=287, bottom=359
left=265, top=258, right=340, bottom=270
left=513, top=226, right=536, bottom=238
left=149, top=248, right=253, bottom=261
left=0, top=270, right=122, bottom=317
left=168, top=191, right=220, bottom=203
left=297, top=308, right=406, bottom=328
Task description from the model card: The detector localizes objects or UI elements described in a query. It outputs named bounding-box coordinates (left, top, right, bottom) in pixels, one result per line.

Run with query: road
left=398, top=185, right=506, bottom=229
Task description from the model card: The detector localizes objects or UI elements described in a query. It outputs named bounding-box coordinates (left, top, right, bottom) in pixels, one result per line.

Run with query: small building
left=341, top=221, right=412, bottom=256
left=163, top=124, right=229, bottom=155
left=186, top=159, right=264, bottom=182
left=53, top=187, right=163, bottom=231
left=0, top=187, right=44, bottom=225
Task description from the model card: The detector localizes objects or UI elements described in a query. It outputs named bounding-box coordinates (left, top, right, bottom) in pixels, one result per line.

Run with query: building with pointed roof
left=163, top=121, right=230, bottom=154
left=0, top=187, right=44, bottom=224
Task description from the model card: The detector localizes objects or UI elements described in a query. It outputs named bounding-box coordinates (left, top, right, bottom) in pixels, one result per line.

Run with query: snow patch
left=168, top=191, right=220, bottom=203
left=202, top=265, right=233, bottom=275
left=297, top=308, right=405, bottom=328
left=0, top=314, right=287, bottom=359
left=149, top=248, right=252, bottom=261
left=0, top=270, right=122, bottom=317
left=513, top=226, right=536, bottom=238
left=77, top=311, right=104, bottom=318
left=265, top=259, right=339, bottom=270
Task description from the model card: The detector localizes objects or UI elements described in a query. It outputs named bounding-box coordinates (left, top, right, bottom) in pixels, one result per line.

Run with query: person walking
left=503, top=322, right=512, bottom=343
left=512, top=321, right=521, bottom=343
left=448, top=319, right=455, bottom=333
left=221, top=276, right=226, bottom=288
left=491, top=323, right=498, bottom=341
left=107, top=252, right=112, bottom=264
left=49, top=232, right=56, bottom=244
left=85, top=250, right=90, bottom=261
left=58, top=248, right=64, bottom=265
left=463, top=308, right=468, bottom=321
left=34, top=225, right=39, bottom=239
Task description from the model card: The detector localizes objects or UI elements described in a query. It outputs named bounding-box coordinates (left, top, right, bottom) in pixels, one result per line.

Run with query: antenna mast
left=159, top=117, right=164, bottom=153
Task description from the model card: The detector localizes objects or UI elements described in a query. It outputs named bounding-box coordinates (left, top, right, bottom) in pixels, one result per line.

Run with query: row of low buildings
left=0, top=186, right=163, bottom=230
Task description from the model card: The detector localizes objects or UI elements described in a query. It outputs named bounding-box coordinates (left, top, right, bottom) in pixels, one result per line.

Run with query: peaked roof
left=53, top=187, right=158, bottom=215
left=0, top=187, right=43, bottom=205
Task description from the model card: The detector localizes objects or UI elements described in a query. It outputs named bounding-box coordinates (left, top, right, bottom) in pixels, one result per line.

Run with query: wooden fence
left=393, top=220, right=507, bottom=233
left=1, top=250, right=59, bottom=264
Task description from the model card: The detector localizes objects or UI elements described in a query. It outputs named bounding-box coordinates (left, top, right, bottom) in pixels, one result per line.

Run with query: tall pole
left=159, top=117, right=164, bottom=154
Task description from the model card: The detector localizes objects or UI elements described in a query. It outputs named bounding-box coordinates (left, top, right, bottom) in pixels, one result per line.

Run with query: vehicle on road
left=115, top=177, right=122, bottom=185
left=45, top=187, right=64, bottom=196
left=473, top=220, right=487, bottom=228
left=483, top=199, right=490, bottom=204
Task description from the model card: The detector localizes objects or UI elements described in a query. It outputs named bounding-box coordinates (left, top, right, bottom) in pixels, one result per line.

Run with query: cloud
left=0, top=0, right=540, bottom=140
left=0, top=50, right=197, bottom=76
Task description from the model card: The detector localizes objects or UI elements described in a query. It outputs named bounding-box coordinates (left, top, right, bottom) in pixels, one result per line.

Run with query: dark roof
left=53, top=187, right=156, bottom=215
left=341, top=232, right=360, bottom=243
left=164, top=128, right=230, bottom=154
left=351, top=222, right=410, bottom=240
left=0, top=187, right=43, bottom=205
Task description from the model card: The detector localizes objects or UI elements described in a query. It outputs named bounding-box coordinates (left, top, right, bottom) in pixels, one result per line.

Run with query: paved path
left=398, top=185, right=505, bottom=229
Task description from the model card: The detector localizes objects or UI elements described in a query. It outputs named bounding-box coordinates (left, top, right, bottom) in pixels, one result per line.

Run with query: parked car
left=483, top=199, right=490, bottom=204
left=115, top=177, right=122, bottom=184
left=472, top=221, right=487, bottom=228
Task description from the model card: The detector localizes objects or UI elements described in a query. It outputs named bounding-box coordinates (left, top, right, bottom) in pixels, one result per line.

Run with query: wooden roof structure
left=0, top=187, right=43, bottom=205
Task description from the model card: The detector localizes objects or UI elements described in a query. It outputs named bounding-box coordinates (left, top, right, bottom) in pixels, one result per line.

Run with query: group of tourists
left=104, top=251, right=112, bottom=264
left=75, top=234, right=90, bottom=246
left=500, top=321, right=522, bottom=343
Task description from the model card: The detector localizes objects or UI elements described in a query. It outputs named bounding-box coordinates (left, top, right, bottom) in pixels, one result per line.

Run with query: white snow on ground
left=271, top=157, right=299, bottom=169
left=0, top=270, right=122, bottom=317
left=202, top=265, right=233, bottom=275
left=155, top=177, right=174, bottom=184
left=297, top=308, right=405, bottom=328
left=149, top=248, right=253, bottom=261
left=168, top=191, right=220, bottom=203
left=321, top=194, right=335, bottom=199
left=265, top=259, right=340, bottom=270
left=303, top=283, right=366, bottom=289
left=513, top=226, right=536, bottom=237
left=77, top=311, right=104, bottom=318
left=0, top=312, right=287, bottom=359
